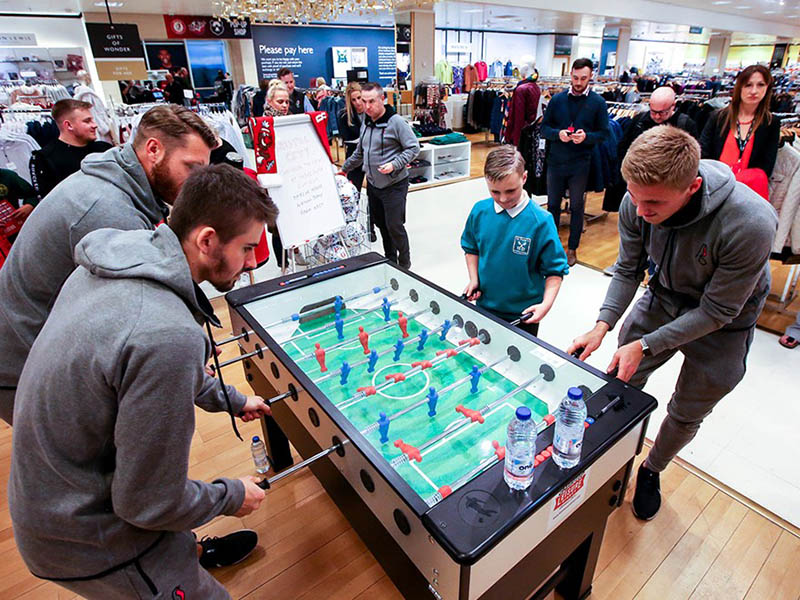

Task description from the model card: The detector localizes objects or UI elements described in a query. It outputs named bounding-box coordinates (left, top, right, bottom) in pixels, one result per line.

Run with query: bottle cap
left=568, top=387, right=583, bottom=400
left=515, top=406, right=532, bottom=421
left=252, top=436, right=260, bottom=443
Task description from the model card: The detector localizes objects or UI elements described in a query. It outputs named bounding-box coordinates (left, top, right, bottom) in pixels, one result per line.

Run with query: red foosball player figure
left=358, top=326, right=370, bottom=354
left=397, top=312, right=409, bottom=338
left=314, top=342, right=327, bottom=372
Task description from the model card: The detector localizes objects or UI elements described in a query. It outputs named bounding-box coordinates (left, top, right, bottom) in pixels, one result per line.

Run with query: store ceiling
left=1, top=0, right=798, bottom=42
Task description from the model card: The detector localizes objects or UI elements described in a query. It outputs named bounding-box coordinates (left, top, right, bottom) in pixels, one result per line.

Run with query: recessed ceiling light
left=463, top=9, right=483, bottom=13
left=712, top=0, right=731, bottom=3
left=764, top=9, right=776, bottom=12
left=788, top=13, right=799, bottom=17
left=734, top=4, right=751, bottom=7
left=93, top=1, right=124, bottom=5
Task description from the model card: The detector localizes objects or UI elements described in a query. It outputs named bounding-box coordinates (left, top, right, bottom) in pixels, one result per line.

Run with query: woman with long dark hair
left=700, top=64, right=780, bottom=178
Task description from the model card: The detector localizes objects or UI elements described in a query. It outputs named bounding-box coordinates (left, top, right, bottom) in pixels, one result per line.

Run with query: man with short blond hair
left=569, top=126, right=777, bottom=521
left=30, top=98, right=113, bottom=198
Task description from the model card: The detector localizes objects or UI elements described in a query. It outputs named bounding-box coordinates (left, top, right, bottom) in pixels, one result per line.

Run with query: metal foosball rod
left=257, top=439, right=347, bottom=490
left=336, top=330, right=485, bottom=411
left=261, top=284, right=390, bottom=331
left=390, top=363, right=555, bottom=469
left=313, top=317, right=456, bottom=385
left=279, top=293, right=409, bottom=346
left=296, top=307, right=431, bottom=363
left=360, top=350, right=513, bottom=436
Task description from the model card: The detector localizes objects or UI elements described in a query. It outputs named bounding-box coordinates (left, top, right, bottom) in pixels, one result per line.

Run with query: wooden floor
left=1, top=296, right=798, bottom=600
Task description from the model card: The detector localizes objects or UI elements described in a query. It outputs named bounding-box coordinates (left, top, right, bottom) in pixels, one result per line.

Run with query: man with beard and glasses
left=9, top=164, right=279, bottom=599
left=0, top=104, right=264, bottom=427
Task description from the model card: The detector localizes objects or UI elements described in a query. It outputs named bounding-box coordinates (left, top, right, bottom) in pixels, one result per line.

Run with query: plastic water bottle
left=504, top=406, right=537, bottom=491
left=552, top=387, right=588, bottom=469
left=251, top=436, right=269, bottom=474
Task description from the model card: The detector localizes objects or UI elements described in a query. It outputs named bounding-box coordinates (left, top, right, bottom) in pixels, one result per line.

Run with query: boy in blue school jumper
left=461, top=145, right=569, bottom=336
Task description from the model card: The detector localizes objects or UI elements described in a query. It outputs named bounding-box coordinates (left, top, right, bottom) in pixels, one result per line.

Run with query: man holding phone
left=542, top=58, right=610, bottom=266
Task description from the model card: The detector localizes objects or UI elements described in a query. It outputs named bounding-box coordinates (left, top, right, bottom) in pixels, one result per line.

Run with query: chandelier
left=213, top=0, right=398, bottom=24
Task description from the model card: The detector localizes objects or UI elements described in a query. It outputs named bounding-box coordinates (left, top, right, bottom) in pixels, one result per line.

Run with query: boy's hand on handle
left=521, top=303, right=549, bottom=324
left=607, top=340, right=643, bottom=382
left=567, top=321, right=609, bottom=361
left=235, top=476, right=266, bottom=517
left=463, top=280, right=481, bottom=301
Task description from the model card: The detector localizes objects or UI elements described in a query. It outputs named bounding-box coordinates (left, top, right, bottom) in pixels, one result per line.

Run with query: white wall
left=483, top=32, right=537, bottom=65
left=1, top=16, right=102, bottom=95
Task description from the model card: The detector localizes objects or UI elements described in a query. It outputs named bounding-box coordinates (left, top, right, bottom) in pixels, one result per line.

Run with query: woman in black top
left=700, top=64, right=780, bottom=178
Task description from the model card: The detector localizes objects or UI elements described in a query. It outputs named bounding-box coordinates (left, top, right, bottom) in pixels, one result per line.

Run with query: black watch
left=640, top=338, right=652, bottom=357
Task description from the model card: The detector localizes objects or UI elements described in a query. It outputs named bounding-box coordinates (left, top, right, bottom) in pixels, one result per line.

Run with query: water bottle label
left=508, top=457, right=533, bottom=477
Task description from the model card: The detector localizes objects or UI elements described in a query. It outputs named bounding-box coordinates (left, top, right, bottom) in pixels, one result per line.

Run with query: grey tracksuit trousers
left=28, top=530, right=230, bottom=600
left=618, top=290, right=755, bottom=473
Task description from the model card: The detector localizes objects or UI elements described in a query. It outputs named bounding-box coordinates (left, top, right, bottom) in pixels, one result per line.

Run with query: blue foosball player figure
left=417, top=329, right=429, bottom=351
left=469, top=365, right=482, bottom=394
left=335, top=316, right=344, bottom=340
left=378, top=411, right=391, bottom=444
left=339, top=361, right=351, bottom=385
left=368, top=349, right=379, bottom=373
left=393, top=339, right=404, bottom=362
left=426, top=387, right=439, bottom=417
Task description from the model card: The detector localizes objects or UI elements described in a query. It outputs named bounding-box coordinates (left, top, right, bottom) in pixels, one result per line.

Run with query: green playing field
left=279, top=304, right=550, bottom=504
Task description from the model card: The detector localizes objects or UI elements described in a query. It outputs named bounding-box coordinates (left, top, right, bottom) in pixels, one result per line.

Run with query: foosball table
left=224, top=253, right=657, bottom=600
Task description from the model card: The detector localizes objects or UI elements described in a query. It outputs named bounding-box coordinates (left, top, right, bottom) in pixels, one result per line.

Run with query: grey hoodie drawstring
left=205, top=320, right=243, bottom=441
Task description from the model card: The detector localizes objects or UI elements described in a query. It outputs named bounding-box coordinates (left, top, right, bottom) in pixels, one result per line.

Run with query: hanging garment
left=769, top=143, right=800, bottom=253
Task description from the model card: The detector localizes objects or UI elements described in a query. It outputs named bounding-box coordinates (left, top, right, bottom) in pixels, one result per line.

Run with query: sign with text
left=164, top=15, right=251, bottom=39
left=85, top=23, right=147, bottom=80
left=0, top=33, right=37, bottom=46
left=447, top=42, right=471, bottom=54
left=252, top=25, right=395, bottom=86
left=546, top=469, right=590, bottom=532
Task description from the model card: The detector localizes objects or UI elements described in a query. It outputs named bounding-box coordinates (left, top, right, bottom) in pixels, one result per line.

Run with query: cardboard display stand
left=250, top=112, right=345, bottom=249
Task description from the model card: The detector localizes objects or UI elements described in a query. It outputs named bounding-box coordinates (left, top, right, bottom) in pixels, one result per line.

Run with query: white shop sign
left=0, top=33, right=37, bottom=46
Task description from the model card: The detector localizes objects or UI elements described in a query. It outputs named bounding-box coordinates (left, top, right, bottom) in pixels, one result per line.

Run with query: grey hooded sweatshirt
left=9, top=225, right=245, bottom=580
left=342, top=104, right=420, bottom=189
left=0, top=143, right=246, bottom=423
left=599, top=160, right=778, bottom=356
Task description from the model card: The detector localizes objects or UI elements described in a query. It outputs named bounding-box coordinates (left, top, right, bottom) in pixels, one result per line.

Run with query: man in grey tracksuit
left=0, top=105, right=253, bottom=425
left=9, top=165, right=276, bottom=599
left=342, top=81, right=419, bottom=268
left=569, top=126, right=778, bottom=521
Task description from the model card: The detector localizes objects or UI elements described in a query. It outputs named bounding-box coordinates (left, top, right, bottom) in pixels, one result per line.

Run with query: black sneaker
left=369, top=231, right=378, bottom=243
left=632, top=464, right=661, bottom=520
left=198, top=529, right=258, bottom=569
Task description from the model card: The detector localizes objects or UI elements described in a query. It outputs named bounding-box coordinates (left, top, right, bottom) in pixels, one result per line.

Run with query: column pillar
left=616, top=25, right=631, bottom=77
left=705, top=33, right=731, bottom=74
left=411, top=10, right=435, bottom=86
left=536, top=35, right=555, bottom=77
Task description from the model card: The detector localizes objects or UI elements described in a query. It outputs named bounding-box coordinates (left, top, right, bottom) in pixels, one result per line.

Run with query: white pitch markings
left=409, top=462, right=439, bottom=492
left=421, top=402, right=515, bottom=458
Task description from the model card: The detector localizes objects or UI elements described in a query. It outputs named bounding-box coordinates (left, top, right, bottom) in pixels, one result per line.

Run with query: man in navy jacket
left=542, top=58, right=610, bottom=266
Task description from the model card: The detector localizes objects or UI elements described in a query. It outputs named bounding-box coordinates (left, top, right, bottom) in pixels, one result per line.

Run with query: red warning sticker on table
left=547, top=469, right=589, bottom=532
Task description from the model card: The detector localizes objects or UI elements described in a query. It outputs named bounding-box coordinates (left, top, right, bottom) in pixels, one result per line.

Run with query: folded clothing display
left=429, top=132, right=469, bottom=145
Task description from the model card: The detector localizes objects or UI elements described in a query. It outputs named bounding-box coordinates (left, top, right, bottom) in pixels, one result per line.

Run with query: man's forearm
left=597, top=272, right=640, bottom=330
